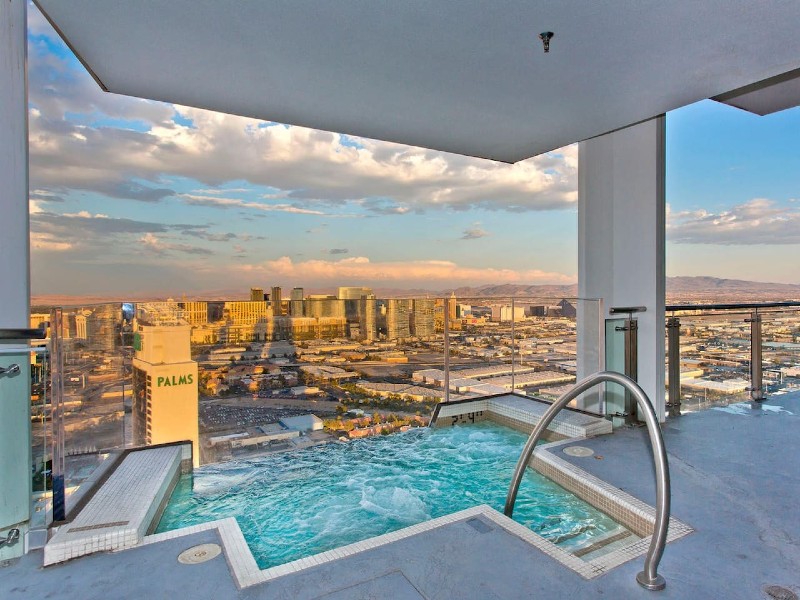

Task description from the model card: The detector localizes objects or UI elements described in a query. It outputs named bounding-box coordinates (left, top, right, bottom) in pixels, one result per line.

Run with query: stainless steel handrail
left=503, top=371, right=671, bottom=591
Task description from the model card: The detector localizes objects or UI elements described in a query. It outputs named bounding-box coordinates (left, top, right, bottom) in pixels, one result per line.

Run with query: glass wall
left=32, top=291, right=606, bottom=522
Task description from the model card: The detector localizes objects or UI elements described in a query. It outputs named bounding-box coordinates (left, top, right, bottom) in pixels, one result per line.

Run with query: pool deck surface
left=2, top=392, right=798, bottom=599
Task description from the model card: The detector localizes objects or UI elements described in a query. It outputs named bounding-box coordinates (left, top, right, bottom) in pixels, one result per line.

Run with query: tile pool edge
left=134, top=422, right=691, bottom=588
left=141, top=506, right=498, bottom=589
left=526, top=437, right=694, bottom=575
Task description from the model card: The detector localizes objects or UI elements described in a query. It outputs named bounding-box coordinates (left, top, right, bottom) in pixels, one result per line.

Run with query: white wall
left=0, top=0, right=31, bottom=558
left=0, top=0, right=29, bottom=329
left=577, top=117, right=666, bottom=422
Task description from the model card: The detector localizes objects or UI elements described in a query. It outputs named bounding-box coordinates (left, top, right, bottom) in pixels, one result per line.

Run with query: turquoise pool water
left=157, top=422, right=620, bottom=569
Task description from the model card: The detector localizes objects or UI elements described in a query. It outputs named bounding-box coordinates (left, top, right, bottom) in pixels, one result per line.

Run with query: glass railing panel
left=28, top=346, right=50, bottom=530
left=759, top=308, right=800, bottom=396
left=443, top=296, right=515, bottom=399
left=130, top=296, right=444, bottom=465
left=42, top=302, right=129, bottom=506
left=441, top=296, right=601, bottom=412
left=665, top=308, right=753, bottom=412
left=42, top=293, right=606, bottom=473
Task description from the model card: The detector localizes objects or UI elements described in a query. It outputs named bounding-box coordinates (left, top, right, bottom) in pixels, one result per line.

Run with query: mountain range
left=30, top=277, right=800, bottom=308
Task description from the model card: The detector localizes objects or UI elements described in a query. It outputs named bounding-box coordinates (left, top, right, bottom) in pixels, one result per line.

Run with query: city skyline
left=27, top=5, right=800, bottom=298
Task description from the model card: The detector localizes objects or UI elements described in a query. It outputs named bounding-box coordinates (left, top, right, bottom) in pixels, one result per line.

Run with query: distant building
left=558, top=299, right=577, bottom=318
left=272, top=316, right=347, bottom=341
left=290, top=287, right=304, bottom=316
left=306, top=296, right=345, bottom=320
left=491, top=305, right=525, bottom=322
left=250, top=287, right=265, bottom=302
left=75, top=313, right=87, bottom=339
left=271, top=286, right=283, bottom=315
left=457, top=304, right=472, bottom=318
left=131, top=323, right=199, bottom=466
left=180, top=301, right=208, bottom=326
left=223, top=301, right=271, bottom=325
left=86, top=303, right=118, bottom=352
left=337, top=287, right=376, bottom=341
left=448, top=292, right=457, bottom=321
left=382, top=298, right=411, bottom=341
left=337, top=286, right=373, bottom=300
left=136, top=300, right=184, bottom=325
left=280, top=414, right=324, bottom=432
left=411, top=298, right=435, bottom=338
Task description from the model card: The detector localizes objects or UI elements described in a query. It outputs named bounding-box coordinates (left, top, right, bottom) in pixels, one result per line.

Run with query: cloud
left=179, top=194, right=327, bottom=215
left=192, top=188, right=253, bottom=195
left=92, top=181, right=174, bottom=202
left=29, top=210, right=213, bottom=260
left=667, top=199, right=800, bottom=245
left=27, top=14, right=578, bottom=216
left=361, top=199, right=410, bottom=215
left=30, top=189, right=65, bottom=203
left=139, top=233, right=212, bottom=256
left=181, top=230, right=237, bottom=242
left=30, top=231, right=74, bottom=252
left=329, top=248, right=349, bottom=255
left=234, top=256, right=574, bottom=286
left=461, top=225, right=489, bottom=240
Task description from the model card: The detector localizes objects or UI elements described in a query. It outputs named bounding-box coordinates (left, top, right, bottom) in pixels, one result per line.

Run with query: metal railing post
left=443, top=299, right=450, bottom=403
left=504, top=371, right=670, bottom=591
left=50, top=308, right=66, bottom=522
left=747, top=311, right=764, bottom=403
left=666, top=317, right=681, bottom=417
left=511, top=298, right=516, bottom=391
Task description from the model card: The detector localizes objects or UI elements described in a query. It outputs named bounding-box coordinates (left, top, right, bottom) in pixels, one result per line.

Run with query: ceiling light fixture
left=539, top=31, right=554, bottom=53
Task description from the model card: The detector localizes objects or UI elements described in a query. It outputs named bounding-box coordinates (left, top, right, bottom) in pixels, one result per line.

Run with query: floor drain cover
left=563, top=446, right=594, bottom=457
left=764, top=586, right=798, bottom=600
left=178, top=543, right=222, bottom=565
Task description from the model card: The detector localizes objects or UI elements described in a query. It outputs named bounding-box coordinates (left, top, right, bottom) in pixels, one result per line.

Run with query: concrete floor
left=1, top=392, right=798, bottom=599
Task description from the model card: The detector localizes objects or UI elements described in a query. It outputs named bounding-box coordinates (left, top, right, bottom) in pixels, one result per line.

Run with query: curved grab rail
left=503, top=371, right=670, bottom=591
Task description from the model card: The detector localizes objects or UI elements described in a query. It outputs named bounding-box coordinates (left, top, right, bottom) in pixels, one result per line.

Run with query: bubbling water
left=157, top=422, right=619, bottom=569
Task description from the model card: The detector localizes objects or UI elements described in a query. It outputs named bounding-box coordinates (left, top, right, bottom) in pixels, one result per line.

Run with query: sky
left=26, top=4, right=800, bottom=298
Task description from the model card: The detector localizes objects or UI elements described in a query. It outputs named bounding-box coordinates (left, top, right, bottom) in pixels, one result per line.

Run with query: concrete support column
left=0, top=0, right=31, bottom=559
left=577, top=116, right=666, bottom=422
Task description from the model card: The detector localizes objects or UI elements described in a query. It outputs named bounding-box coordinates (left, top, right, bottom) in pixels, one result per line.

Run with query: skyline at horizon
left=27, top=5, right=800, bottom=297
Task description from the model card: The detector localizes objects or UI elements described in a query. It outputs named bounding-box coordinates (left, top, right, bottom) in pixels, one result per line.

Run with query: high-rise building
left=411, top=298, right=435, bottom=338
left=131, top=324, right=199, bottom=466
left=337, top=286, right=373, bottom=300
left=250, top=287, right=265, bottom=302
left=272, top=316, right=347, bottom=341
left=448, top=292, right=458, bottom=321
left=271, top=286, right=283, bottom=315
left=86, top=303, right=118, bottom=352
left=337, top=287, right=376, bottom=341
left=306, top=295, right=345, bottom=319
left=290, top=287, right=304, bottom=316
left=382, top=298, right=412, bottom=341
left=223, top=301, right=271, bottom=325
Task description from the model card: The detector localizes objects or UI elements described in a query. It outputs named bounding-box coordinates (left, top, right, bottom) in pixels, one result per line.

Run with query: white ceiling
left=35, top=1, right=800, bottom=163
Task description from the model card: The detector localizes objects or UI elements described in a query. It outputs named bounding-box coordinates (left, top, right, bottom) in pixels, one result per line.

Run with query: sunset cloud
left=139, top=233, right=212, bottom=256
left=234, top=256, right=574, bottom=286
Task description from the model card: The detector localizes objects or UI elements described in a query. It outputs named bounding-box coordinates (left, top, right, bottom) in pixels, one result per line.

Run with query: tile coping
left=131, top=420, right=691, bottom=590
